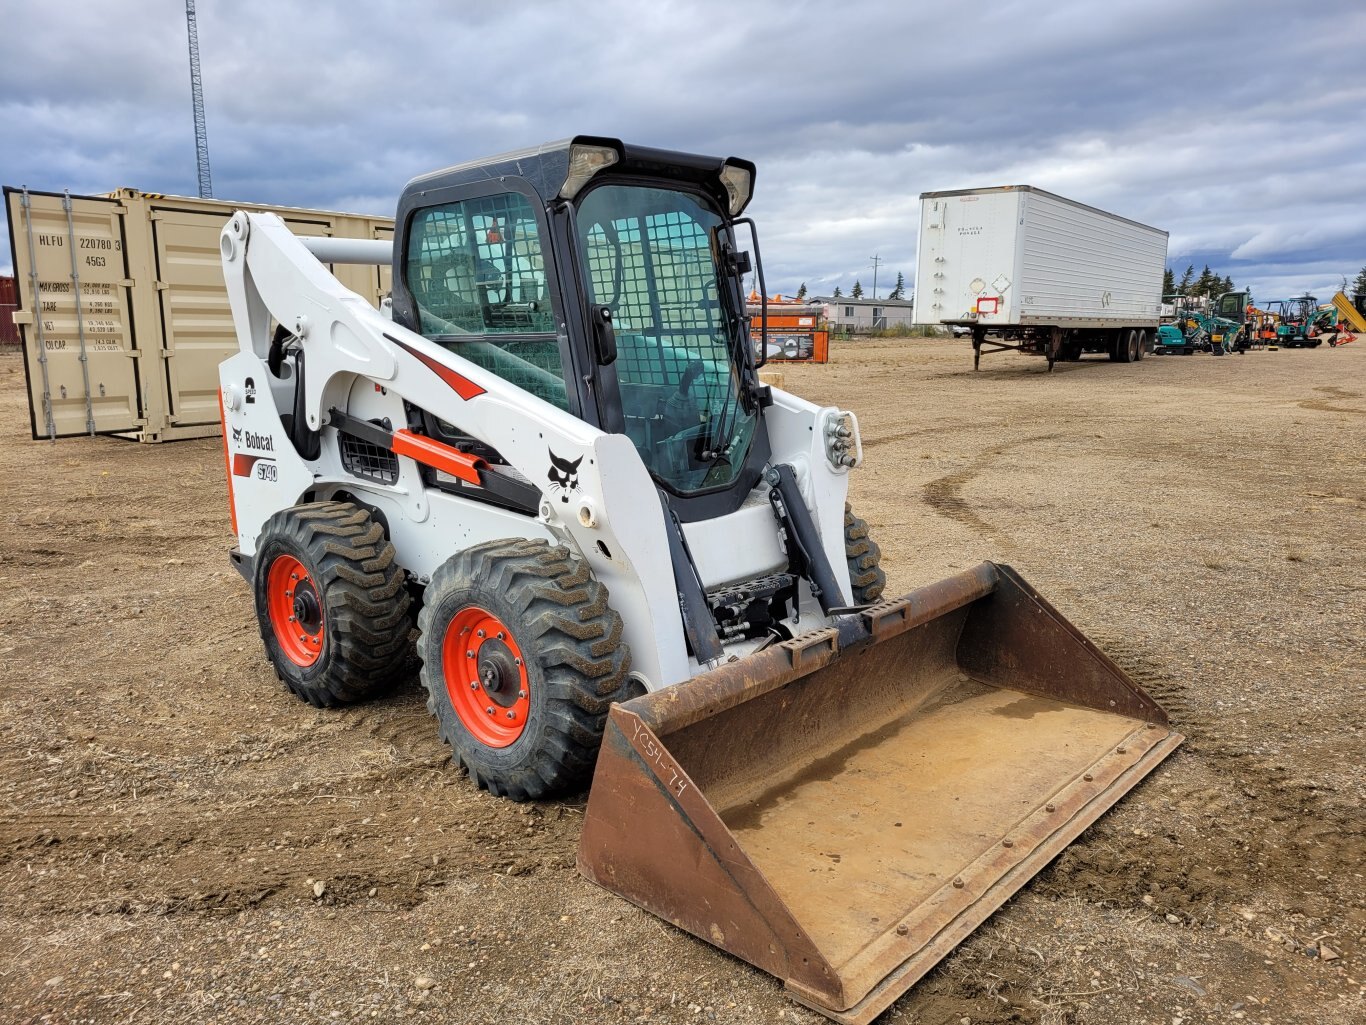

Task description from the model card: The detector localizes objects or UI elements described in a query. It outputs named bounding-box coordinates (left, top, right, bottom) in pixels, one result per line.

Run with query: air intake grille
left=339, top=429, right=399, bottom=484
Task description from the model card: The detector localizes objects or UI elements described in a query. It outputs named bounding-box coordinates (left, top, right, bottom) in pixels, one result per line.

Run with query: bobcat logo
left=231, top=426, right=243, bottom=444
left=547, top=449, right=583, bottom=503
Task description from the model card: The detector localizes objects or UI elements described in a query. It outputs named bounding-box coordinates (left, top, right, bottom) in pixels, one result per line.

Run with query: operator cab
left=390, top=136, right=771, bottom=521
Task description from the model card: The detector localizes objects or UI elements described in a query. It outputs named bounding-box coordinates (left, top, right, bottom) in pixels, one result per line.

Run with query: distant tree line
left=797, top=271, right=907, bottom=301
left=1163, top=264, right=1236, bottom=298
left=1163, top=263, right=1366, bottom=303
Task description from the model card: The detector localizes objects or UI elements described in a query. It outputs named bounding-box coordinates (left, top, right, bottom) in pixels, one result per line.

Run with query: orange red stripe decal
left=232, top=453, right=266, bottom=477
left=392, top=338, right=487, bottom=400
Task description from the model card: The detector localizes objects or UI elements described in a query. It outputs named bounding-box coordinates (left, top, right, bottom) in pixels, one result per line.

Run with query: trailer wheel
left=253, top=502, right=414, bottom=707
left=1135, top=329, right=1148, bottom=361
left=1125, top=329, right=1139, bottom=362
left=844, top=504, right=886, bottom=605
left=418, top=538, right=632, bottom=801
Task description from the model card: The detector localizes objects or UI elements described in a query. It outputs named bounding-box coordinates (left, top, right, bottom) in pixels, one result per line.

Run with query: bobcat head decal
left=547, top=449, right=583, bottom=503
left=231, top=426, right=243, bottom=444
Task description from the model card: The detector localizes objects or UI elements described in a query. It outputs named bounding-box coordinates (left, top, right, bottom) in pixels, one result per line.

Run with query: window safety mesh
left=406, top=192, right=569, bottom=410
left=575, top=184, right=756, bottom=494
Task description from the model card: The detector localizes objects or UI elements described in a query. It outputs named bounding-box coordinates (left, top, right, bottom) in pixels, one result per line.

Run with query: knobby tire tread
left=254, top=501, right=414, bottom=708
left=418, top=538, right=631, bottom=801
left=844, top=503, right=886, bottom=605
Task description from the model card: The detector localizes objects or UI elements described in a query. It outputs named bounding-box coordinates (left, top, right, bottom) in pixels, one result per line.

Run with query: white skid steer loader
left=219, top=136, right=1182, bottom=1024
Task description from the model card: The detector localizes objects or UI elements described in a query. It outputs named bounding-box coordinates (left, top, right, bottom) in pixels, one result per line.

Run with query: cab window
left=405, top=192, right=568, bottom=409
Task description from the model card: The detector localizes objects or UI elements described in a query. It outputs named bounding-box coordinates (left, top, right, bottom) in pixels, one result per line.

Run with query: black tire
left=844, top=504, right=886, bottom=606
left=1108, top=332, right=1124, bottom=362
left=1121, top=328, right=1138, bottom=362
left=1135, top=329, right=1148, bottom=361
left=417, top=538, right=631, bottom=801
left=253, top=501, right=414, bottom=707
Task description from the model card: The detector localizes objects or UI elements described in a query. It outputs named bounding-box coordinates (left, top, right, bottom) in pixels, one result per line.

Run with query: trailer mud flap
left=578, top=562, right=1183, bottom=1024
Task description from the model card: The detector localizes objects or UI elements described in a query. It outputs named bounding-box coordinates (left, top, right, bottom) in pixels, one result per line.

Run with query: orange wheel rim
left=441, top=606, right=530, bottom=748
left=267, top=554, right=324, bottom=667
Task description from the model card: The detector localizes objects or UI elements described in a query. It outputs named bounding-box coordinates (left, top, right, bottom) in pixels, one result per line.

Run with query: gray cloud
left=3, top=0, right=1364, bottom=304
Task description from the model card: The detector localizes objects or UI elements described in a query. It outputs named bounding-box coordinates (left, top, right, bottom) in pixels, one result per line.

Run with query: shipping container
left=912, top=185, right=1168, bottom=369
left=4, top=187, right=394, bottom=441
left=0, top=275, right=19, bottom=345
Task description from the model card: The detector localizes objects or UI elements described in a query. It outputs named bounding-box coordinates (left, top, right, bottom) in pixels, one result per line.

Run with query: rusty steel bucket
left=578, top=562, right=1183, bottom=1024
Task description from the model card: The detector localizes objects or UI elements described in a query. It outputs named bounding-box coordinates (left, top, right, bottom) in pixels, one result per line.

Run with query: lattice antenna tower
left=185, top=0, right=213, bottom=198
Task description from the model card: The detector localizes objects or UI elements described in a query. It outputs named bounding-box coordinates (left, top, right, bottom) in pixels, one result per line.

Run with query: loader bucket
left=578, top=562, right=1183, bottom=1024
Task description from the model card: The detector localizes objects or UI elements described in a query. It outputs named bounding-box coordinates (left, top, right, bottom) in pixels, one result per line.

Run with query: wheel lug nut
left=476, top=629, right=485, bottom=638
left=470, top=681, right=478, bottom=690
left=466, top=650, right=474, bottom=659
left=514, top=657, right=522, bottom=667
left=485, top=706, right=494, bottom=716
left=517, top=689, right=526, bottom=699
left=497, top=632, right=505, bottom=640
left=506, top=711, right=515, bottom=720
left=289, top=615, right=296, bottom=622
left=291, top=573, right=298, bottom=580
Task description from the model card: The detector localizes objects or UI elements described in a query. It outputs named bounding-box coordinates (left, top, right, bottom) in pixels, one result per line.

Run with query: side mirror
left=591, top=304, right=617, bottom=366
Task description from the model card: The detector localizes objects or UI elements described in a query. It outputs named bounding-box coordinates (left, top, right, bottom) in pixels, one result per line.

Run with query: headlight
left=560, top=143, right=620, bottom=200
left=719, top=162, right=753, bottom=216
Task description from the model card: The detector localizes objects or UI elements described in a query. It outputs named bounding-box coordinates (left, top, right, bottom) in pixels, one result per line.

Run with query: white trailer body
left=913, top=186, right=1168, bottom=369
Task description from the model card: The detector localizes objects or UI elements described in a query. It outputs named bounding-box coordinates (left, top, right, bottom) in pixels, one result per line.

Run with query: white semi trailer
left=912, top=186, right=1168, bottom=370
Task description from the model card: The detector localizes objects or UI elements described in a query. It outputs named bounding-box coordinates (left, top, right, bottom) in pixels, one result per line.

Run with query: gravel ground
left=0, top=336, right=1361, bottom=1025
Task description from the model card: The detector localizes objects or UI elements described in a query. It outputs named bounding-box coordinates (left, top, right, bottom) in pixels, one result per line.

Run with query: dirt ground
left=0, top=337, right=1362, bottom=1025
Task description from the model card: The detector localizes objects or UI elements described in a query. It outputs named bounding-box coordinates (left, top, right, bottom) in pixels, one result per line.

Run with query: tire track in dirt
left=346, top=688, right=453, bottom=772
left=1085, top=631, right=1195, bottom=733
left=1298, top=384, right=1364, bottom=415
left=0, top=679, right=569, bottom=920
left=0, top=787, right=579, bottom=917
left=922, top=433, right=1063, bottom=544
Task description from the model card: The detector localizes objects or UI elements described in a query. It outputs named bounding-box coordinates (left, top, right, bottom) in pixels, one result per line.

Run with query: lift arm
left=219, top=210, right=689, bottom=687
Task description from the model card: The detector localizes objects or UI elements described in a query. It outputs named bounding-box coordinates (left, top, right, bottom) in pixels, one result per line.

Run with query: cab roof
left=398, top=135, right=755, bottom=214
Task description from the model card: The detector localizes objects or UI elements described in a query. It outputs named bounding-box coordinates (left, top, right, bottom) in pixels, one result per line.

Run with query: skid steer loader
left=218, top=136, right=1182, bottom=1023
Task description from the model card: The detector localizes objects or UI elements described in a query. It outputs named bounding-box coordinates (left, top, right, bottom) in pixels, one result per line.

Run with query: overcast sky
left=3, top=0, right=1364, bottom=303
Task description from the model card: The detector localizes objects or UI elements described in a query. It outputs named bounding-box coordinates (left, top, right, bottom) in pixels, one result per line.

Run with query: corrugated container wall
left=913, top=186, right=1166, bottom=329
left=0, top=276, right=19, bottom=345
left=5, top=187, right=394, bottom=441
